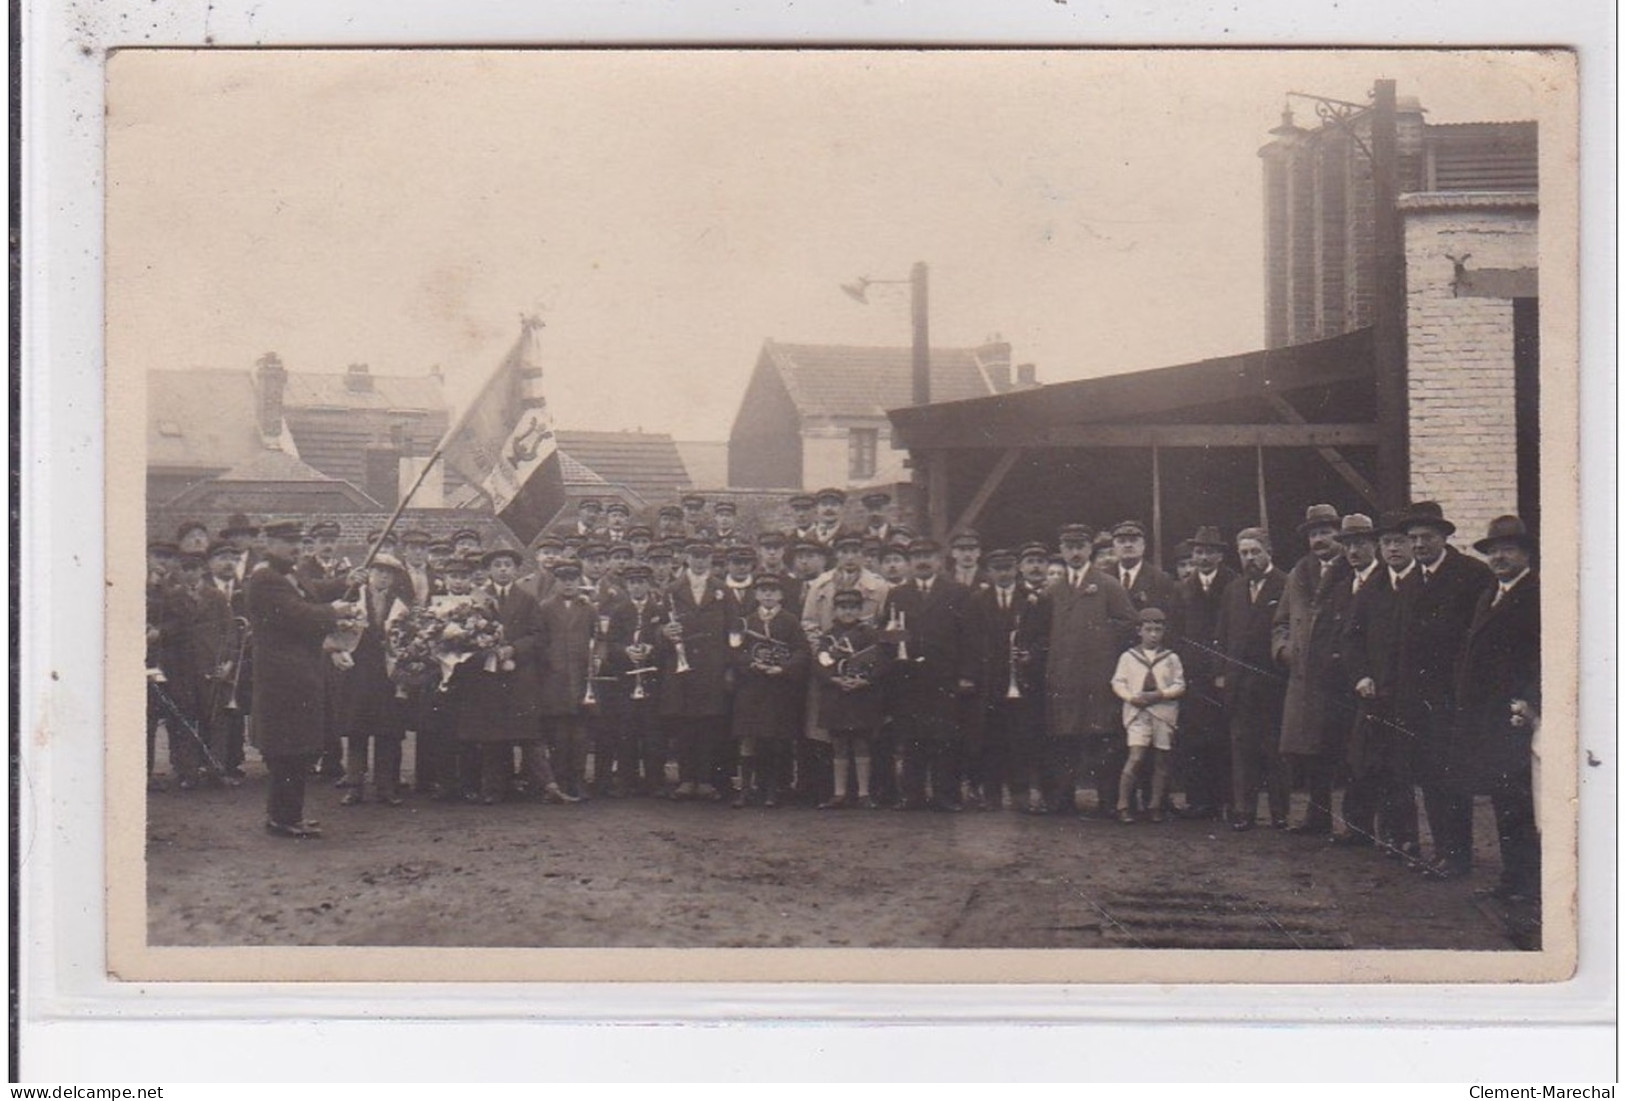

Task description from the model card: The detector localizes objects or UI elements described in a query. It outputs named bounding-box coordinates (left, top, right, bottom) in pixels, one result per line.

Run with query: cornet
left=1005, top=629, right=1024, bottom=700
left=884, top=606, right=910, bottom=662
left=670, top=612, right=692, bottom=674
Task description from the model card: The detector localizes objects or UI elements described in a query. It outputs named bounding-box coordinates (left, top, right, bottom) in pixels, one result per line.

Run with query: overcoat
left=246, top=561, right=342, bottom=757
left=801, top=567, right=890, bottom=630
left=1215, top=566, right=1288, bottom=725
left=729, top=607, right=811, bottom=741
left=1450, top=572, right=1541, bottom=792
left=1032, top=566, right=1138, bottom=738
left=535, top=593, right=597, bottom=717
left=454, top=582, right=545, bottom=744
left=657, top=575, right=733, bottom=719
left=1116, top=561, right=1185, bottom=639
left=1175, top=565, right=1237, bottom=743
left=1342, top=567, right=1419, bottom=777
left=1395, top=545, right=1494, bottom=778
left=877, top=577, right=979, bottom=742
left=159, top=581, right=235, bottom=723
left=1273, top=553, right=1353, bottom=756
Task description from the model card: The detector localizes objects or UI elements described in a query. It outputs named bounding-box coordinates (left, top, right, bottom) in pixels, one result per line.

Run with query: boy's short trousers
left=1125, top=712, right=1173, bottom=751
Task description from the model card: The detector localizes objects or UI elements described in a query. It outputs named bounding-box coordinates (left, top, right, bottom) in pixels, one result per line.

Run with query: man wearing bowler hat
left=1452, top=516, right=1542, bottom=903
left=1272, top=503, right=1352, bottom=834
left=1394, top=501, right=1495, bottom=880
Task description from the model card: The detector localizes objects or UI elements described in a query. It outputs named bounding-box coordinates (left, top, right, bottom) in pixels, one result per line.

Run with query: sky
left=107, top=49, right=1558, bottom=442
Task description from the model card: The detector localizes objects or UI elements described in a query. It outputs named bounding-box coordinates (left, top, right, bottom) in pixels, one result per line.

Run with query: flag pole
left=357, top=313, right=544, bottom=572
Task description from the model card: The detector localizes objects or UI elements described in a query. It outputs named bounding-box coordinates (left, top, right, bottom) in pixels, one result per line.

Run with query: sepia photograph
left=103, top=47, right=1579, bottom=982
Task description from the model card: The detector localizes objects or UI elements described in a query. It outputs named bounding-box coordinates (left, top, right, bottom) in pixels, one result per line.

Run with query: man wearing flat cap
left=783, top=494, right=818, bottom=545
left=655, top=504, right=686, bottom=543
left=603, top=500, right=631, bottom=543
left=1174, top=526, right=1236, bottom=820
left=948, top=530, right=988, bottom=590
left=681, top=494, right=711, bottom=541
left=569, top=498, right=605, bottom=539
left=658, top=540, right=733, bottom=800
left=1451, top=516, right=1542, bottom=903
left=1271, top=504, right=1352, bottom=834
left=1394, top=501, right=1494, bottom=881
left=810, top=488, right=849, bottom=548
left=860, top=491, right=895, bottom=545
left=709, top=500, right=744, bottom=549
left=877, top=538, right=979, bottom=811
left=965, top=547, right=1044, bottom=810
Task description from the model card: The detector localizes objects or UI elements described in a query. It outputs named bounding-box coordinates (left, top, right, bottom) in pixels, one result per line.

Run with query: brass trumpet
left=1005, top=629, right=1024, bottom=700
left=884, top=606, right=910, bottom=662
left=670, top=612, right=692, bottom=674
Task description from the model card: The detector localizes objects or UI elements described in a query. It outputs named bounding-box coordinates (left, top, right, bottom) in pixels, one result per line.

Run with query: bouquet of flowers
left=387, top=597, right=508, bottom=691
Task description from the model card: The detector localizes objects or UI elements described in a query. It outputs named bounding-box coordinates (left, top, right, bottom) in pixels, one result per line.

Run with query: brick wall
left=1403, top=198, right=1538, bottom=546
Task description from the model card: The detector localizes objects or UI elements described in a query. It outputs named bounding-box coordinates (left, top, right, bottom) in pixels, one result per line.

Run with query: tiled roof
left=147, top=370, right=269, bottom=473
left=282, top=370, right=444, bottom=411
left=215, top=448, right=337, bottom=483
left=554, top=430, right=691, bottom=506
left=559, top=452, right=609, bottom=485
left=762, top=341, right=1006, bottom=418
left=282, top=406, right=450, bottom=486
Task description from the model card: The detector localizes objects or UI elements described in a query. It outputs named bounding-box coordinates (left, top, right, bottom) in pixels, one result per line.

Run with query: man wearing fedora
left=1453, top=516, right=1542, bottom=903
left=1341, top=508, right=1424, bottom=858
left=1217, top=527, right=1290, bottom=830
left=1272, top=504, right=1352, bottom=835
left=1394, top=502, right=1495, bottom=880
left=1174, top=526, right=1236, bottom=820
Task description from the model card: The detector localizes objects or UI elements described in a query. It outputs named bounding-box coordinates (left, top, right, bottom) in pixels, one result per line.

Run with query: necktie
left=999, top=589, right=1010, bottom=611
left=1250, top=580, right=1263, bottom=603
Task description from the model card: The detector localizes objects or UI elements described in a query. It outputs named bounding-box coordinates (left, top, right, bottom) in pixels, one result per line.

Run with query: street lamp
left=841, top=260, right=930, bottom=406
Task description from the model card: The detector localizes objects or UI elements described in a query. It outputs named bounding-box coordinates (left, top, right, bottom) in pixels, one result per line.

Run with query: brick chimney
left=254, top=352, right=287, bottom=439
left=345, top=363, right=374, bottom=392
left=1015, top=363, right=1038, bottom=387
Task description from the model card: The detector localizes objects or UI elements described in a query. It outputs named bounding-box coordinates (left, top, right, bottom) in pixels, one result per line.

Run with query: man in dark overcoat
left=456, top=547, right=554, bottom=804
left=1174, top=526, right=1235, bottom=819
left=1217, top=527, right=1289, bottom=830
left=602, top=563, right=670, bottom=795
left=1451, top=516, right=1542, bottom=902
left=964, top=548, right=1044, bottom=810
left=1272, top=503, right=1352, bottom=834
left=1027, top=523, right=1139, bottom=815
left=878, top=539, right=980, bottom=811
left=1341, top=509, right=1422, bottom=856
left=246, top=520, right=356, bottom=838
left=659, top=540, right=733, bottom=799
left=534, top=561, right=596, bottom=802
left=1394, top=501, right=1495, bottom=879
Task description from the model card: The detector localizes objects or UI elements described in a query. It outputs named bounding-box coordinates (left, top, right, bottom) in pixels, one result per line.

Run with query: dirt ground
left=146, top=744, right=1536, bottom=952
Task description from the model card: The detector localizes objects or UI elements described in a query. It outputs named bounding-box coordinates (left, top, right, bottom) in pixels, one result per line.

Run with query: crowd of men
left=145, top=485, right=1543, bottom=906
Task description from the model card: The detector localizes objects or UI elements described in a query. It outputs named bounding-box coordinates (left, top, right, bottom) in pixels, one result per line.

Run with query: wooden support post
left=1150, top=444, right=1163, bottom=569
left=1263, top=392, right=1380, bottom=508
left=923, top=450, right=951, bottom=544
left=950, top=447, right=1023, bottom=539
left=1372, top=78, right=1410, bottom=510
left=1255, top=445, right=1270, bottom=533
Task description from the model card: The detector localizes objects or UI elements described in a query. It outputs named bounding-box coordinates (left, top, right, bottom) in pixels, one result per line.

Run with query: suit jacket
left=1216, top=566, right=1287, bottom=722
left=246, top=561, right=342, bottom=756
left=658, top=574, right=733, bottom=718
left=965, top=582, right=1046, bottom=707
left=1116, top=561, right=1184, bottom=639
left=878, top=576, right=978, bottom=741
left=534, top=593, right=600, bottom=717
left=455, top=582, right=545, bottom=742
left=603, top=593, right=670, bottom=703
left=1177, top=566, right=1237, bottom=727
left=1031, top=566, right=1139, bottom=738
left=1273, top=553, right=1353, bottom=756
left=1451, top=572, right=1541, bottom=790
left=1396, top=545, right=1494, bottom=714
left=1343, top=567, right=1419, bottom=775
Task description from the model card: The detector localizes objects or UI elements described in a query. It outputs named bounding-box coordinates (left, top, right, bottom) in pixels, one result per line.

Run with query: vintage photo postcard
left=103, top=47, right=1580, bottom=983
